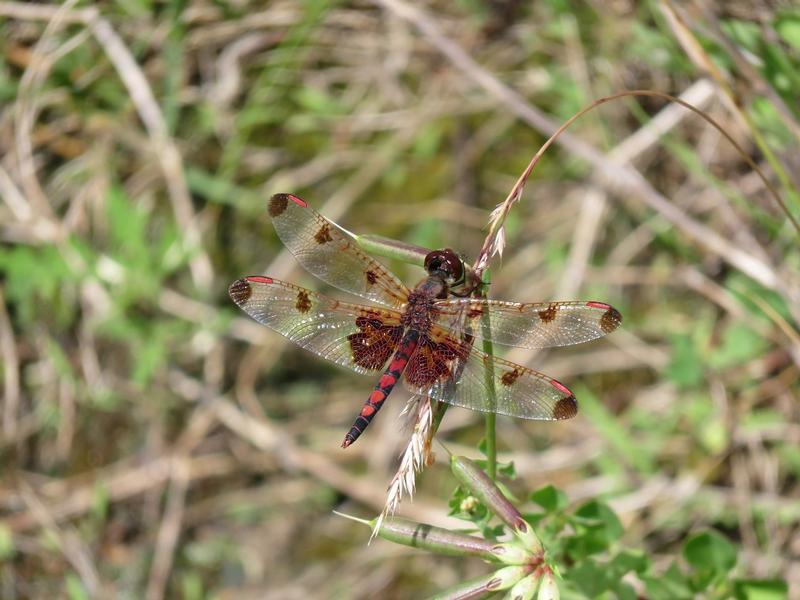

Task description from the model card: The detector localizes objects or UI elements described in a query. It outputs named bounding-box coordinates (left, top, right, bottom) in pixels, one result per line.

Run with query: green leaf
left=776, top=12, right=800, bottom=50
left=666, top=334, right=704, bottom=389
left=90, top=483, right=110, bottom=524
left=107, top=184, right=148, bottom=267
left=613, top=581, right=638, bottom=600
left=65, top=574, right=89, bottom=600
left=412, top=122, right=445, bottom=159
left=566, top=500, right=623, bottom=557
left=708, top=323, right=768, bottom=370
left=294, top=85, right=343, bottom=115
left=608, top=549, right=649, bottom=575
left=566, top=559, right=610, bottom=597
left=575, top=501, right=623, bottom=540
left=0, top=524, right=15, bottom=560
left=0, top=245, right=74, bottom=326
left=530, top=485, right=568, bottom=513
left=683, top=530, right=737, bottom=575
left=498, top=460, right=516, bottom=478
left=132, top=327, right=169, bottom=386
left=572, top=385, right=653, bottom=473
left=566, top=549, right=649, bottom=598
left=181, top=572, right=204, bottom=600
left=642, top=562, right=693, bottom=600
left=733, top=578, right=789, bottom=600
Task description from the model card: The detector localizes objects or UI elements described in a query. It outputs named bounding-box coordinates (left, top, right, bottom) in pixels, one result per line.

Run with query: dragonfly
left=229, top=194, right=622, bottom=448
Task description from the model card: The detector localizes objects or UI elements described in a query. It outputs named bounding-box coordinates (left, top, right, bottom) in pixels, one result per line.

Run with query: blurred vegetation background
left=1, top=0, right=799, bottom=598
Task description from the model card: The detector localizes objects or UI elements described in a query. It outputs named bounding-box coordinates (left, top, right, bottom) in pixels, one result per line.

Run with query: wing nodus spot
left=296, top=290, right=312, bottom=313
left=315, top=223, right=333, bottom=244
left=538, top=304, right=558, bottom=323
left=365, top=270, right=378, bottom=286
left=501, top=368, right=521, bottom=386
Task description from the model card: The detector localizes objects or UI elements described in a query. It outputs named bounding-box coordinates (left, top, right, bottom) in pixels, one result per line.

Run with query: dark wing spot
left=296, top=290, right=312, bottom=313
left=553, top=395, right=578, bottom=419
left=268, top=194, right=289, bottom=217
left=537, top=304, right=558, bottom=323
left=314, top=223, right=333, bottom=244
left=600, top=307, right=622, bottom=334
left=404, top=336, right=470, bottom=388
left=228, top=279, right=252, bottom=304
left=365, top=270, right=378, bottom=286
left=500, top=368, right=521, bottom=386
left=348, top=318, right=402, bottom=371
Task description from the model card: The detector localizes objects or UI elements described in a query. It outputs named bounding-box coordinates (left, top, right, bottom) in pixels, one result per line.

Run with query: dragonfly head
left=424, top=248, right=465, bottom=286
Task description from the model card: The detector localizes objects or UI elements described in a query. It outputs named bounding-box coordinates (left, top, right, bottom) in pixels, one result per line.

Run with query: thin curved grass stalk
left=474, top=90, right=797, bottom=278
left=478, top=269, right=498, bottom=480
left=353, top=87, right=771, bottom=515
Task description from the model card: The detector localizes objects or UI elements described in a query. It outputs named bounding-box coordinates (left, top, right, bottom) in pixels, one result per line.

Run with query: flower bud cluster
left=349, top=455, right=560, bottom=600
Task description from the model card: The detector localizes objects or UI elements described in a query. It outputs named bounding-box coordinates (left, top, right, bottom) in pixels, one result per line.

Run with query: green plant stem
left=479, top=269, right=497, bottom=480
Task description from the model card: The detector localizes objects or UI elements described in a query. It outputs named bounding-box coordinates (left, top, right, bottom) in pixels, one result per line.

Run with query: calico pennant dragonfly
left=229, top=194, right=622, bottom=448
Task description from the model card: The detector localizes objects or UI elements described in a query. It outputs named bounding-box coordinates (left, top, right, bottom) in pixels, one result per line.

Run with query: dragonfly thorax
left=403, top=277, right=445, bottom=330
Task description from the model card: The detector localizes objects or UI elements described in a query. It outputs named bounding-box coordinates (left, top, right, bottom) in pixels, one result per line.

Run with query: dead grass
left=0, top=1, right=798, bottom=598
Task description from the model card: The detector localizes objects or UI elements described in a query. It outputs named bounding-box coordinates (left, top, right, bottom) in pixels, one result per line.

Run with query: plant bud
left=375, top=517, right=496, bottom=560
left=504, top=573, right=540, bottom=600
left=450, top=455, right=527, bottom=531
left=537, top=570, right=559, bottom=600
left=491, top=542, right=532, bottom=565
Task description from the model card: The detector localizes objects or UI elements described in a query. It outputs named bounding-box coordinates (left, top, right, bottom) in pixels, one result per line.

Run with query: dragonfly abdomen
left=341, top=329, right=420, bottom=448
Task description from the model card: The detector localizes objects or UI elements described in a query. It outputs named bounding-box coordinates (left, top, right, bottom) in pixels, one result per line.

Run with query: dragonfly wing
left=229, top=276, right=404, bottom=374
left=433, top=299, right=622, bottom=349
left=401, top=327, right=577, bottom=420
left=268, top=193, right=409, bottom=308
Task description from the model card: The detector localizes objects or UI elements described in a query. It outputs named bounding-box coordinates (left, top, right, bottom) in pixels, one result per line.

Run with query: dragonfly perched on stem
left=229, top=194, right=622, bottom=448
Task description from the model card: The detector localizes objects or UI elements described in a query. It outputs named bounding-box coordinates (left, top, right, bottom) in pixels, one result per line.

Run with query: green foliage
left=0, top=244, right=75, bottom=327
left=2, top=0, right=798, bottom=596
left=526, top=484, right=785, bottom=599
left=437, top=461, right=790, bottom=599
left=0, top=524, right=15, bottom=561
left=65, top=574, right=89, bottom=600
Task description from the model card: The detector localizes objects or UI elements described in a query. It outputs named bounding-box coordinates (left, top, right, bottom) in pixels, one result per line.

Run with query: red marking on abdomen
left=550, top=379, right=573, bottom=396
left=386, top=354, right=409, bottom=377
left=287, top=194, right=308, bottom=207
left=246, top=276, right=273, bottom=284
left=342, top=333, right=419, bottom=448
left=586, top=301, right=610, bottom=309
left=379, top=373, right=396, bottom=389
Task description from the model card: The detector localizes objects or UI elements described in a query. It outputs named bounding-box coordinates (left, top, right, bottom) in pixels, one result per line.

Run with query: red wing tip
left=229, top=276, right=274, bottom=304
left=549, top=379, right=573, bottom=396
left=550, top=379, right=578, bottom=419
left=587, top=301, right=623, bottom=332
left=586, top=301, right=611, bottom=309
left=282, top=193, right=308, bottom=207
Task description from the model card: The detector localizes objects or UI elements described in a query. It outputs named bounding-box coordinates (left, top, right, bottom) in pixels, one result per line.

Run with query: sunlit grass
left=0, top=1, right=798, bottom=597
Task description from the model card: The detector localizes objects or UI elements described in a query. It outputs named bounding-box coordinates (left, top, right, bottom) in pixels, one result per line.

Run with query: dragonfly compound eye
left=424, top=249, right=464, bottom=283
